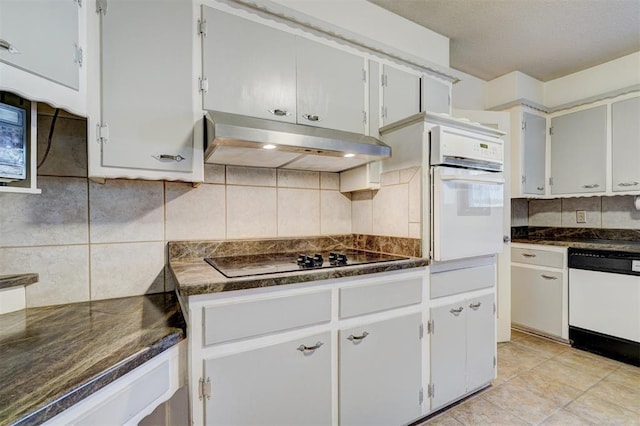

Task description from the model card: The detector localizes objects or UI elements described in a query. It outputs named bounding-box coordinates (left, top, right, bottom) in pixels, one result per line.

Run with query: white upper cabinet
left=422, top=75, right=451, bottom=115
left=296, top=37, right=366, bottom=134
left=550, top=105, right=607, bottom=194
left=0, top=0, right=79, bottom=89
left=201, top=7, right=367, bottom=135
left=612, top=96, right=640, bottom=191
left=202, top=7, right=296, bottom=123
left=522, top=112, right=546, bottom=195
left=380, top=64, right=421, bottom=126
left=97, top=0, right=196, bottom=176
left=0, top=0, right=85, bottom=115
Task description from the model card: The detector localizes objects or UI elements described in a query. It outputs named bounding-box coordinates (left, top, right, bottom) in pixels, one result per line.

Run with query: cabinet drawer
left=340, top=277, right=422, bottom=318
left=512, top=247, right=564, bottom=268
left=204, top=291, right=331, bottom=345
left=431, top=264, right=495, bottom=299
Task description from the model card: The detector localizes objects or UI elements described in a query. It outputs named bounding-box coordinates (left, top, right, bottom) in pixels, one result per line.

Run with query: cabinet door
left=0, top=0, right=79, bottom=89
left=202, top=7, right=296, bottom=123
left=339, top=313, right=422, bottom=426
left=466, top=294, right=496, bottom=391
left=511, top=266, right=563, bottom=337
left=430, top=302, right=466, bottom=410
left=422, top=76, right=450, bottom=114
left=522, top=112, right=546, bottom=195
left=204, top=332, right=331, bottom=426
left=296, top=38, right=366, bottom=134
left=612, top=97, right=640, bottom=191
left=381, top=64, right=420, bottom=125
left=100, top=0, right=193, bottom=173
left=550, top=105, right=606, bottom=194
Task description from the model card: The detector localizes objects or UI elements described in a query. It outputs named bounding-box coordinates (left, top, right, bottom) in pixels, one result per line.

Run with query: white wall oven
left=430, top=126, right=505, bottom=262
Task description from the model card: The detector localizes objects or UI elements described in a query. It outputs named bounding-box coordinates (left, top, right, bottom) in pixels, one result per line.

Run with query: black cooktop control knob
left=297, top=254, right=307, bottom=266
left=313, top=254, right=324, bottom=265
left=329, top=252, right=348, bottom=265
left=304, top=257, right=317, bottom=268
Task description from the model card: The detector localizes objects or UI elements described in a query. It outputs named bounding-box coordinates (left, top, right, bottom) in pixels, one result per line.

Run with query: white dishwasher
left=568, top=247, right=640, bottom=366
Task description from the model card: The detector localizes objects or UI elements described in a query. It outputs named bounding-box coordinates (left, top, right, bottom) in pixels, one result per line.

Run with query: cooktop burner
left=204, top=249, right=410, bottom=278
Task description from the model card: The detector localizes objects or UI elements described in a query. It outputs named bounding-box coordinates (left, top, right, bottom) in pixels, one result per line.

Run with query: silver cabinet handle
left=347, top=331, right=369, bottom=342
left=469, top=302, right=482, bottom=310
left=617, top=182, right=639, bottom=187
left=297, top=341, right=324, bottom=353
left=268, top=108, right=291, bottom=117
left=154, top=154, right=185, bottom=162
left=450, top=306, right=464, bottom=315
left=0, top=39, right=19, bottom=54
left=522, top=253, right=537, bottom=258
left=536, top=186, right=544, bottom=191
left=302, top=114, right=320, bottom=122
left=541, top=274, right=558, bottom=280
left=582, top=184, right=600, bottom=189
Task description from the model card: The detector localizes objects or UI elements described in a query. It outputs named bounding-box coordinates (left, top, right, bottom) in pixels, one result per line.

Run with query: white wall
left=485, top=71, right=545, bottom=109
left=544, top=52, right=640, bottom=108
left=268, top=0, right=450, bottom=67
left=482, top=52, right=640, bottom=110
left=450, top=69, right=487, bottom=110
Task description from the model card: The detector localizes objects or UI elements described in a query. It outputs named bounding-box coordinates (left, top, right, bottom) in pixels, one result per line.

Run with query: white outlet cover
left=576, top=210, right=587, bottom=223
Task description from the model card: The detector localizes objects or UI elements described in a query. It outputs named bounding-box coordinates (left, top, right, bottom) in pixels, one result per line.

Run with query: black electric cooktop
left=204, top=249, right=410, bottom=278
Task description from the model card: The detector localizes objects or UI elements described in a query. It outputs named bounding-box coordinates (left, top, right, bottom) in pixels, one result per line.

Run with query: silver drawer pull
left=268, top=108, right=291, bottom=117
left=617, top=182, right=639, bottom=187
left=450, top=306, right=464, bottom=315
left=522, top=253, right=537, bottom=258
left=0, top=39, right=20, bottom=54
left=302, top=114, right=320, bottom=122
left=347, top=331, right=370, bottom=342
left=536, top=186, right=544, bottom=191
left=541, top=274, right=558, bottom=280
left=469, top=302, right=482, bottom=310
left=297, top=341, right=324, bottom=353
left=582, top=183, right=600, bottom=189
left=154, top=154, right=185, bottom=162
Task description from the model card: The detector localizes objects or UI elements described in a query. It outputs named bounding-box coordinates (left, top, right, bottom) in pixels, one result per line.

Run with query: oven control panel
left=430, top=125, right=503, bottom=169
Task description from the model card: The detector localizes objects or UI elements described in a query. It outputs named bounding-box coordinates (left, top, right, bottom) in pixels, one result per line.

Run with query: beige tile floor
left=419, top=330, right=640, bottom=425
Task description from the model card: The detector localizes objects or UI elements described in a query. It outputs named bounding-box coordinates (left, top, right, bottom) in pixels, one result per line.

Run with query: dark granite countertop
left=511, top=227, right=640, bottom=254
left=512, top=238, right=640, bottom=253
left=171, top=256, right=429, bottom=296
left=169, top=235, right=428, bottom=297
left=0, top=274, right=38, bottom=290
left=0, top=292, right=185, bottom=426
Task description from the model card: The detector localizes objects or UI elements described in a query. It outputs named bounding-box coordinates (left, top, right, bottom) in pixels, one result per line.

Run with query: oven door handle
left=439, top=174, right=505, bottom=184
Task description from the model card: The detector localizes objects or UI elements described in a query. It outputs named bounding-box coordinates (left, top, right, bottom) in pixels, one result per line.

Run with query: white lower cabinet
left=45, top=341, right=186, bottom=426
left=430, top=293, right=495, bottom=410
left=511, top=244, right=568, bottom=340
left=184, top=268, right=429, bottom=426
left=203, top=332, right=332, bottom=426
left=339, top=313, right=422, bottom=426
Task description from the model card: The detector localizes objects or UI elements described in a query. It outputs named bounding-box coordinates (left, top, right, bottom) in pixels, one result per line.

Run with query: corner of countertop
left=0, top=273, right=39, bottom=290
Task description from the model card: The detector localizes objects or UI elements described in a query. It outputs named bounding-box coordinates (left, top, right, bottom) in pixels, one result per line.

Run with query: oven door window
left=432, top=166, right=504, bottom=261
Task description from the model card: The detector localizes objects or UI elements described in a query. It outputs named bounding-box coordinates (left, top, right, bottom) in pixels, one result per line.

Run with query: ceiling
left=368, top=0, right=640, bottom=82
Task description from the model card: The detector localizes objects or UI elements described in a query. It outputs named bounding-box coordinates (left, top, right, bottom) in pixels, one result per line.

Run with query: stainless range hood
left=204, top=111, right=391, bottom=172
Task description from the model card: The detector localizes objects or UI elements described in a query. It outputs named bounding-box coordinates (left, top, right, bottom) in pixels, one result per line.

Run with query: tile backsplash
left=512, top=196, right=640, bottom=229
left=0, top=110, right=419, bottom=308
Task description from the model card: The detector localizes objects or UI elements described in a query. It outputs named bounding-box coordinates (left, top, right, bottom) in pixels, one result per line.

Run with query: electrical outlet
left=576, top=210, right=587, bottom=224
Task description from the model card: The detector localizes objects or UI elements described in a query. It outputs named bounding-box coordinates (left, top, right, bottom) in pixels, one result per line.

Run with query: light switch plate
left=576, top=210, right=587, bottom=223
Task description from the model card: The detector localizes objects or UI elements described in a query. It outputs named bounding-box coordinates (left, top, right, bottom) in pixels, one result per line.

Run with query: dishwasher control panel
left=568, top=247, right=640, bottom=276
